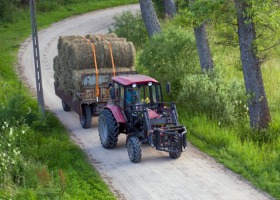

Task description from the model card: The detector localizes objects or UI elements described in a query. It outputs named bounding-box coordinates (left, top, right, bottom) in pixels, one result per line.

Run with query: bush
left=0, top=0, right=20, bottom=22
left=109, top=11, right=147, bottom=49
left=138, top=25, right=199, bottom=99
left=179, top=68, right=248, bottom=125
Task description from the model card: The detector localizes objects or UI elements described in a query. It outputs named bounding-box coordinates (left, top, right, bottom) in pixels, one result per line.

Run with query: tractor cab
left=99, top=74, right=187, bottom=163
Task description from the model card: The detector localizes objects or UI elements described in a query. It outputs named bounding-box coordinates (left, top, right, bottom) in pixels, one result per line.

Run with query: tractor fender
left=105, top=105, right=126, bottom=123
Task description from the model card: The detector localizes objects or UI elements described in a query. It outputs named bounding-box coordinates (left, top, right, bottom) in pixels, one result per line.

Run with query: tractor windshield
left=133, top=83, right=162, bottom=105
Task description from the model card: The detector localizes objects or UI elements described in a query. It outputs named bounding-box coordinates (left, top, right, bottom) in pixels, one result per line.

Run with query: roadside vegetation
left=0, top=0, right=137, bottom=199
left=111, top=11, right=280, bottom=199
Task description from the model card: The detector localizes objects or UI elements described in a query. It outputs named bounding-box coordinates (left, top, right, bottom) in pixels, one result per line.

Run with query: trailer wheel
left=80, top=104, right=92, bottom=129
left=98, top=109, right=119, bottom=149
left=62, top=101, right=71, bottom=112
left=127, top=136, right=142, bottom=163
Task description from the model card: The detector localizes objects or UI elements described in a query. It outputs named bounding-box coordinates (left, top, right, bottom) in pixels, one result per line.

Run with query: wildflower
left=9, top=128, right=13, bottom=136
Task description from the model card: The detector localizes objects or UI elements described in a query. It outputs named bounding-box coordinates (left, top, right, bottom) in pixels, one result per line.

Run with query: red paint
left=148, top=109, right=161, bottom=119
left=112, top=74, right=158, bottom=86
left=105, top=105, right=126, bottom=123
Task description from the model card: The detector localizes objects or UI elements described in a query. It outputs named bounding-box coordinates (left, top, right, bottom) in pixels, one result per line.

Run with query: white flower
left=9, top=128, right=13, bottom=136
left=7, top=143, right=11, bottom=147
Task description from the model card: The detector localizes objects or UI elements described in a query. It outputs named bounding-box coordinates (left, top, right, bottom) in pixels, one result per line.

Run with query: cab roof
left=112, top=74, right=158, bottom=86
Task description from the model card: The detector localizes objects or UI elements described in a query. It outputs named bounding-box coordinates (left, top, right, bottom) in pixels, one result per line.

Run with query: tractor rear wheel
left=127, top=136, right=142, bottom=163
left=80, top=104, right=92, bottom=129
left=62, top=101, right=71, bottom=112
left=98, top=109, right=119, bottom=149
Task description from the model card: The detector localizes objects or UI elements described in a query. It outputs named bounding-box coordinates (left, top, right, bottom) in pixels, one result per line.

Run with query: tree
left=188, top=0, right=214, bottom=72
left=163, top=0, right=177, bottom=18
left=140, top=0, right=162, bottom=37
left=235, top=0, right=271, bottom=129
left=193, top=22, right=214, bottom=72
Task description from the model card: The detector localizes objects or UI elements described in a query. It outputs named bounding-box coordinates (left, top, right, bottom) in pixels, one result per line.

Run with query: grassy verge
left=0, top=0, right=137, bottom=199
left=113, top=12, right=280, bottom=199
left=182, top=114, right=280, bottom=199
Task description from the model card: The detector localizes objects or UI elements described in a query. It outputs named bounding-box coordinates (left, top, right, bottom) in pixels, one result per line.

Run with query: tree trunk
left=140, top=0, right=162, bottom=37
left=193, top=22, right=214, bottom=72
left=163, top=0, right=177, bottom=18
left=235, top=0, right=271, bottom=129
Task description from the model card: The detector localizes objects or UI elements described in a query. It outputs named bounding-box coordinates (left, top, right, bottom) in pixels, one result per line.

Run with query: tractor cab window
left=125, top=86, right=139, bottom=106
left=138, top=84, right=162, bottom=104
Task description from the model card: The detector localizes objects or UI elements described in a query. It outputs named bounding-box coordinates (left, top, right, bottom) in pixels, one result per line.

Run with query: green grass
left=183, top=114, right=280, bottom=199
left=0, top=0, right=137, bottom=199
left=178, top=30, right=280, bottom=199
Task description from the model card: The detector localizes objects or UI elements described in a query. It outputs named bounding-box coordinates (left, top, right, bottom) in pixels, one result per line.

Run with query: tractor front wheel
left=127, top=136, right=142, bottom=163
left=169, top=151, right=181, bottom=159
left=169, top=135, right=182, bottom=159
left=98, top=109, right=119, bottom=149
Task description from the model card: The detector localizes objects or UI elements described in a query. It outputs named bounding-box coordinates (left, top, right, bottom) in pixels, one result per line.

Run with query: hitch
left=154, top=126, right=187, bottom=153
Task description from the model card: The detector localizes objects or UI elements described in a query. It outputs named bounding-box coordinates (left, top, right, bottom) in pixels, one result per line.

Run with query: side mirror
left=166, top=82, right=171, bottom=94
left=110, top=87, right=116, bottom=99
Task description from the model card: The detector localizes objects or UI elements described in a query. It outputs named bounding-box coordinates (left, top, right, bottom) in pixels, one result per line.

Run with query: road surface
left=17, top=4, right=273, bottom=200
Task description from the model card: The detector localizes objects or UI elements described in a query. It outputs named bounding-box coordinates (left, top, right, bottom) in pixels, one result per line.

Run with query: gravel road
left=17, top=4, right=273, bottom=200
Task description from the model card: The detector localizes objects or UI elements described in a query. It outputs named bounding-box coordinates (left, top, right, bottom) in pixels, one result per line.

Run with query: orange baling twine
left=82, top=36, right=100, bottom=100
left=107, top=42, right=116, bottom=77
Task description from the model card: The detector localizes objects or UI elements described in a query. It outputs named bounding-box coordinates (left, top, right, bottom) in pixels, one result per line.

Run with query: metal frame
left=29, top=0, right=45, bottom=115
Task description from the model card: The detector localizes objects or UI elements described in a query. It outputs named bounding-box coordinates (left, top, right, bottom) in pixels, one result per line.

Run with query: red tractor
left=98, top=74, right=187, bottom=163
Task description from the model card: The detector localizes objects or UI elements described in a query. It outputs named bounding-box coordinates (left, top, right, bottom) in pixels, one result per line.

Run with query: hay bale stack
left=54, top=34, right=136, bottom=100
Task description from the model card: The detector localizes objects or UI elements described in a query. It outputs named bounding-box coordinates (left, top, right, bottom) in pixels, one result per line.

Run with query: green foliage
left=110, top=11, right=148, bottom=49
left=152, top=0, right=165, bottom=18
left=0, top=0, right=138, bottom=199
left=0, top=89, right=115, bottom=199
left=138, top=25, right=199, bottom=99
left=179, top=68, right=248, bottom=125
left=0, top=83, right=38, bottom=127
left=184, top=115, right=280, bottom=199
left=0, top=0, right=20, bottom=22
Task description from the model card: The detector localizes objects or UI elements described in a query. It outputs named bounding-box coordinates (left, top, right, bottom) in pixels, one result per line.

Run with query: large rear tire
left=62, top=101, right=71, bottom=112
left=98, top=109, right=119, bottom=149
left=127, top=136, right=142, bottom=163
left=80, top=104, right=92, bottom=129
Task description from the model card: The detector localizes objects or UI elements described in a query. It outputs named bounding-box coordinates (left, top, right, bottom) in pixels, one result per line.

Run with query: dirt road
left=17, top=4, right=273, bottom=200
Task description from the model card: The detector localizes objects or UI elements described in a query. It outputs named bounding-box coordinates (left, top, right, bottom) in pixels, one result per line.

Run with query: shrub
left=179, top=68, right=248, bottom=125
left=0, top=0, right=20, bottom=22
left=138, top=25, right=199, bottom=99
left=109, top=11, right=148, bottom=49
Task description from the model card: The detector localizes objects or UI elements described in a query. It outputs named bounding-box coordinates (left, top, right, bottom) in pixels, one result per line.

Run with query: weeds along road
left=18, top=4, right=272, bottom=200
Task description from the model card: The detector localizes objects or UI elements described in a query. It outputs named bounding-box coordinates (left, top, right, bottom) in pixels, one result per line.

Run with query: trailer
left=54, top=71, right=136, bottom=128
